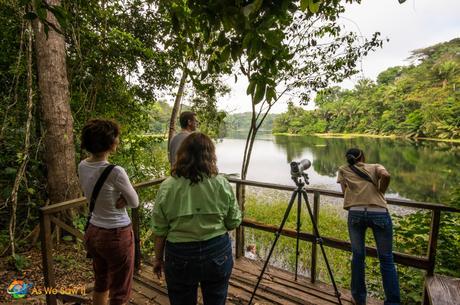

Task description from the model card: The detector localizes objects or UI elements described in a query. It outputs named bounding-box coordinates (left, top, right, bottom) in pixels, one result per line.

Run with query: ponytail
left=346, top=148, right=363, bottom=165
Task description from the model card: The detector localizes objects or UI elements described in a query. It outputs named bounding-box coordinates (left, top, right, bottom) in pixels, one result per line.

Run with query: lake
left=215, top=133, right=460, bottom=205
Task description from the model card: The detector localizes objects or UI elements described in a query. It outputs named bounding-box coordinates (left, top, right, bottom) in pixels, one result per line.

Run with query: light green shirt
left=151, top=175, right=242, bottom=242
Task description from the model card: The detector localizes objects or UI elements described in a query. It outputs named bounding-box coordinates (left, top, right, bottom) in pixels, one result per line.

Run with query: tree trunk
left=167, top=69, right=187, bottom=148
left=33, top=0, right=80, bottom=205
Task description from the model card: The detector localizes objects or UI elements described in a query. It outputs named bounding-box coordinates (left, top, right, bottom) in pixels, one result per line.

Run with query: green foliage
left=273, top=38, right=460, bottom=139
left=72, top=215, right=87, bottom=233
left=8, top=254, right=30, bottom=272
left=223, top=112, right=279, bottom=133
left=392, top=210, right=460, bottom=303
left=112, top=134, right=169, bottom=183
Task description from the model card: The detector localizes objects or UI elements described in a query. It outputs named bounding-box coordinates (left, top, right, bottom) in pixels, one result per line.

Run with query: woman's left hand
left=153, top=258, right=164, bottom=279
left=116, top=195, right=127, bottom=209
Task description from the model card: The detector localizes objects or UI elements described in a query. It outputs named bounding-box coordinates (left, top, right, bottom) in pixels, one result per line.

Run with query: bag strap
left=349, top=164, right=376, bottom=186
left=84, top=164, right=116, bottom=231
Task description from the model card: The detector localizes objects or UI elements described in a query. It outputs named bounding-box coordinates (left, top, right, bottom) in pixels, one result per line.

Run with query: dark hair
left=346, top=148, right=364, bottom=165
left=179, top=111, right=196, bottom=129
left=81, top=119, right=120, bottom=154
left=172, top=132, right=218, bottom=184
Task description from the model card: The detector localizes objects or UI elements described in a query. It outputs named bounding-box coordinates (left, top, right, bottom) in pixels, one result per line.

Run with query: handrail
left=227, top=177, right=460, bottom=213
left=40, top=176, right=460, bottom=214
left=40, top=177, right=167, bottom=214
left=39, top=176, right=459, bottom=305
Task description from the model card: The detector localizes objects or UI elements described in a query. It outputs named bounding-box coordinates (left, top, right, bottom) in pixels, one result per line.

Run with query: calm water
left=215, top=133, right=460, bottom=205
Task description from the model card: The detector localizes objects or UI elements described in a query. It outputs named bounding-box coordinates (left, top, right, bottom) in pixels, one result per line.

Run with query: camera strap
left=349, top=164, right=376, bottom=187
left=84, top=164, right=116, bottom=232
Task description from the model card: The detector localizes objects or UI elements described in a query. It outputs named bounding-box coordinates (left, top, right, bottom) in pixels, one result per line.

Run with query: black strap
left=84, top=164, right=116, bottom=232
left=349, top=164, right=376, bottom=186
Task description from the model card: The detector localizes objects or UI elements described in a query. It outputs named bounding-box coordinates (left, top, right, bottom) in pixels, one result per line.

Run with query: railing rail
left=39, top=176, right=460, bottom=305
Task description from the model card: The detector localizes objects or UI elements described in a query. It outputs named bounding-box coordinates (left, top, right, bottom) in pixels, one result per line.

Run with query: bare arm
left=153, top=236, right=166, bottom=279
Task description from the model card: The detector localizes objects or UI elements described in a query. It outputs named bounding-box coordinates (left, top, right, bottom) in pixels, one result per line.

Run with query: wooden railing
left=39, top=177, right=460, bottom=305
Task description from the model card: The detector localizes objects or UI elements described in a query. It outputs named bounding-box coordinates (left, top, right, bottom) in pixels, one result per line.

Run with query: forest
left=273, top=38, right=460, bottom=139
left=0, top=0, right=458, bottom=304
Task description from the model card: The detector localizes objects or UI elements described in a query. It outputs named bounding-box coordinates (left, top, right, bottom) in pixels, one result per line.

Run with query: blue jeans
left=164, top=233, right=233, bottom=305
left=348, top=211, right=401, bottom=305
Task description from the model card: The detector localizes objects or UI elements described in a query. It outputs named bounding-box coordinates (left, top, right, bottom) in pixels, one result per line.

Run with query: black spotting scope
left=290, top=159, right=311, bottom=177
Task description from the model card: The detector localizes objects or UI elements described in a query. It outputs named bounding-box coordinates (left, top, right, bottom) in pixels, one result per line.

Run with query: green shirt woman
left=151, top=132, right=242, bottom=305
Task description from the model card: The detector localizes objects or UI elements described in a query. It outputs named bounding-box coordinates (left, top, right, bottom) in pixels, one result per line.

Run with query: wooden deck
left=126, top=257, right=381, bottom=305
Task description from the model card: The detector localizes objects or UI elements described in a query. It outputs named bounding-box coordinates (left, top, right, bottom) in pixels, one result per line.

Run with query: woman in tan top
left=337, top=148, right=400, bottom=305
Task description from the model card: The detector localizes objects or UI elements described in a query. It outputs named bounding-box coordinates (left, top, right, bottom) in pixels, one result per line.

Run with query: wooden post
left=39, top=211, right=57, bottom=305
left=422, top=209, right=441, bottom=304
left=427, top=209, right=441, bottom=276
left=132, top=207, right=141, bottom=272
left=235, top=182, right=245, bottom=258
left=310, top=192, right=319, bottom=283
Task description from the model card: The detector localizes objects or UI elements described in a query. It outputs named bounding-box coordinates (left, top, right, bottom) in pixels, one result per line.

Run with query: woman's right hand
left=153, top=258, right=164, bottom=279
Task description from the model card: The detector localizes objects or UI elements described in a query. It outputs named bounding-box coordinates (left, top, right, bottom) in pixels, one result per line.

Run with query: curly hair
left=81, top=119, right=120, bottom=154
left=172, top=132, right=218, bottom=184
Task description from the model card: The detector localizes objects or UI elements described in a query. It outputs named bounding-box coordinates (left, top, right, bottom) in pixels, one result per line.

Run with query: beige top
left=337, top=162, right=388, bottom=209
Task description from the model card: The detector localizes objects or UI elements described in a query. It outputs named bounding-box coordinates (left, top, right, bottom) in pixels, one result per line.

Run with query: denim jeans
left=348, top=211, right=401, bottom=305
left=164, top=233, right=233, bottom=305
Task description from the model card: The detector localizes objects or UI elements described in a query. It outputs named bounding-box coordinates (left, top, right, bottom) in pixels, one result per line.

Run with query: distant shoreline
left=271, top=132, right=460, bottom=143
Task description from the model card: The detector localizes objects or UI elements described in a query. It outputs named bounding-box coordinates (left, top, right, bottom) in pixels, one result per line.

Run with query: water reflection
left=216, top=133, right=460, bottom=204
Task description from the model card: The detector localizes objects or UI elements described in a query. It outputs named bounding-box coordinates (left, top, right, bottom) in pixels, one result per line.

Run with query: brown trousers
left=84, top=224, right=134, bottom=305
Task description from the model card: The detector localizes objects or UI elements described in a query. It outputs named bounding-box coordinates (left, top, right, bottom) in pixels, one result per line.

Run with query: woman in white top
left=79, top=119, right=139, bottom=305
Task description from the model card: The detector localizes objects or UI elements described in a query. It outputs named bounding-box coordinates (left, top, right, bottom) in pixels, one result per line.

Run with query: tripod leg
left=301, top=190, right=343, bottom=305
left=295, top=191, right=301, bottom=281
left=247, top=190, right=299, bottom=305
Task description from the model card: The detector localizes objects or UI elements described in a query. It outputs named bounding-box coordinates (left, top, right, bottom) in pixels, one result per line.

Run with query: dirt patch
left=0, top=242, right=92, bottom=304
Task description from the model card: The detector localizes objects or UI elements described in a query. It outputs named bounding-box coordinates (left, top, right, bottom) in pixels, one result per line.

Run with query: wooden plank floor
left=129, top=257, right=382, bottom=305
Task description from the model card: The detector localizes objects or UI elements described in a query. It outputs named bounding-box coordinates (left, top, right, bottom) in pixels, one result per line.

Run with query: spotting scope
left=290, top=159, right=311, bottom=178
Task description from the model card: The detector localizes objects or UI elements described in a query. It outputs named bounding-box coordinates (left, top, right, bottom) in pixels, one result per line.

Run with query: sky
left=216, top=0, right=460, bottom=114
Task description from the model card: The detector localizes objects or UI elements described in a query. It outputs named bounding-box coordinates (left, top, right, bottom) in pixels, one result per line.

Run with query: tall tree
left=33, top=0, right=80, bottom=204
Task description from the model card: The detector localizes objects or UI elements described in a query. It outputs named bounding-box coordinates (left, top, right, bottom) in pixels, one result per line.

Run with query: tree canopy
left=273, top=38, right=460, bottom=139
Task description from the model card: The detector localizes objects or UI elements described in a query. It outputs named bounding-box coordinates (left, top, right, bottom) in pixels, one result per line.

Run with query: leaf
left=231, top=43, right=242, bottom=61
left=309, top=0, right=321, bottom=13
left=200, top=71, right=208, bottom=80
left=265, top=30, right=283, bottom=47
left=266, top=86, right=277, bottom=103
left=300, top=0, right=310, bottom=12
left=253, top=82, right=266, bottom=105
left=221, top=45, right=231, bottom=62
left=246, top=80, right=256, bottom=96
left=62, top=235, right=73, bottom=242
left=242, top=32, right=253, bottom=49
left=242, top=0, right=263, bottom=17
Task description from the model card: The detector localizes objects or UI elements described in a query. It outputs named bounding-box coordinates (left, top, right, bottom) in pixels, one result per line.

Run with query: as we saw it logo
left=7, top=279, right=33, bottom=299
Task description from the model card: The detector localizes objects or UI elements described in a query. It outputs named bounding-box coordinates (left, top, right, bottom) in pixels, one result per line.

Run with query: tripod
left=248, top=173, right=342, bottom=305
